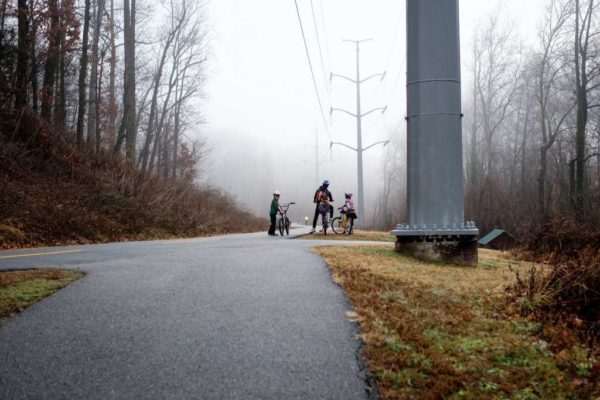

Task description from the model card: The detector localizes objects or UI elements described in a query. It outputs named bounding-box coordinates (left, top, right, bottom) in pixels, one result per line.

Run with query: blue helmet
left=323, top=179, right=330, bottom=186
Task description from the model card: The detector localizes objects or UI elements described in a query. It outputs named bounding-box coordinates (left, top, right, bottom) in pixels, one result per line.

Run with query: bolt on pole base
left=391, top=224, right=479, bottom=266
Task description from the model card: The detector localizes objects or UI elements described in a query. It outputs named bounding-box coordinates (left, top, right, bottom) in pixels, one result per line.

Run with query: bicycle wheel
left=284, top=217, right=290, bottom=235
left=278, top=218, right=284, bottom=236
left=331, top=217, right=343, bottom=234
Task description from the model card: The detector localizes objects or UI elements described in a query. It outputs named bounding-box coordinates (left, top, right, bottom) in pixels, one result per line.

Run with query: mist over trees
left=0, top=0, right=208, bottom=181
left=376, top=0, right=600, bottom=234
left=2, top=0, right=599, bottom=235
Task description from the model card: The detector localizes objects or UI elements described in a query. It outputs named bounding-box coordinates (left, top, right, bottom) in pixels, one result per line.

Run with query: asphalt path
left=0, top=229, right=379, bottom=399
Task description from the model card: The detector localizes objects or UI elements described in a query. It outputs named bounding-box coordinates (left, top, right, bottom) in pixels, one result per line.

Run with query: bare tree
left=114, top=0, right=136, bottom=160
left=14, top=0, right=29, bottom=109
left=468, top=13, right=521, bottom=225
left=87, top=0, right=106, bottom=152
left=535, top=0, right=574, bottom=220
left=139, top=0, right=185, bottom=173
left=40, top=0, right=59, bottom=119
left=572, top=0, right=599, bottom=217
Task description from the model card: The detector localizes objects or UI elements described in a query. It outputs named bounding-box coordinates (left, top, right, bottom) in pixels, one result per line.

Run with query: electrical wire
left=310, top=0, right=331, bottom=107
left=383, top=5, right=406, bottom=104
left=293, top=0, right=332, bottom=141
left=318, top=145, right=331, bottom=166
left=383, top=7, right=404, bottom=77
left=318, top=0, right=332, bottom=78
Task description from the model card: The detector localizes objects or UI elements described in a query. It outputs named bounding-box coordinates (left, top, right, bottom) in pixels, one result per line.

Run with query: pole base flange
left=393, top=233, right=479, bottom=266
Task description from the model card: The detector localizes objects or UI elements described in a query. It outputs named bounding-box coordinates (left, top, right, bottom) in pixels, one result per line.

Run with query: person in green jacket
left=268, top=190, right=282, bottom=236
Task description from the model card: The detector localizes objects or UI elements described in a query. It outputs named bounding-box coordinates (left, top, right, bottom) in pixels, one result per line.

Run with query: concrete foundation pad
left=394, top=235, right=478, bottom=266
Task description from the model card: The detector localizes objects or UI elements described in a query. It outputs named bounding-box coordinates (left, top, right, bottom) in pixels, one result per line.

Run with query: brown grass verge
left=0, top=269, right=83, bottom=320
left=315, top=245, right=598, bottom=399
left=300, top=230, right=395, bottom=242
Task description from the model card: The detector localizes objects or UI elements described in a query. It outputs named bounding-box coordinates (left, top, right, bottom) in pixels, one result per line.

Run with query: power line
left=293, top=0, right=332, bottom=141
left=383, top=7, right=404, bottom=77
left=318, top=0, right=332, bottom=76
left=310, top=0, right=331, bottom=106
left=383, top=6, right=406, bottom=104
left=319, top=145, right=331, bottom=166
left=384, top=67, right=403, bottom=105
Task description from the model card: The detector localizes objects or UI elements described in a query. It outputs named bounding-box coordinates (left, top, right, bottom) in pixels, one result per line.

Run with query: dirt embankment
left=0, top=116, right=265, bottom=249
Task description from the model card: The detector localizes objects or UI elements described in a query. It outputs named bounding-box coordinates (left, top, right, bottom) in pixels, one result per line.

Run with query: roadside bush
left=510, top=218, right=600, bottom=343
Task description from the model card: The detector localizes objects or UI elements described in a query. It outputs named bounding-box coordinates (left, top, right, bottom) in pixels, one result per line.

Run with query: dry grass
left=0, top=269, right=83, bottom=320
left=301, top=229, right=396, bottom=242
left=315, top=245, right=598, bottom=399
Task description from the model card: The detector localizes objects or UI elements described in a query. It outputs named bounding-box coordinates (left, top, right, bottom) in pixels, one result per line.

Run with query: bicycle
left=331, top=207, right=351, bottom=235
left=278, top=202, right=295, bottom=236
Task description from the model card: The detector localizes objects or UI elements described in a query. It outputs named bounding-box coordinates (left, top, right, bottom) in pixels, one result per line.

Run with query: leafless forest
left=1, top=0, right=208, bottom=175
left=377, top=0, right=600, bottom=236
left=0, top=0, right=599, bottom=237
left=0, top=0, right=267, bottom=247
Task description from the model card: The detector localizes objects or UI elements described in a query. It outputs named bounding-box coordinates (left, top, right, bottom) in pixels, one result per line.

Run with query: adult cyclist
left=310, top=179, right=333, bottom=234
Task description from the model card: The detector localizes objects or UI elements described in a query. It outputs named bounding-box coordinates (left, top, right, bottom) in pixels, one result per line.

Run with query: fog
left=200, top=0, right=545, bottom=225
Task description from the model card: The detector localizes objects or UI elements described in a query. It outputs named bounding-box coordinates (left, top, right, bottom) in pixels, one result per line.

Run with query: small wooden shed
left=478, top=229, right=518, bottom=251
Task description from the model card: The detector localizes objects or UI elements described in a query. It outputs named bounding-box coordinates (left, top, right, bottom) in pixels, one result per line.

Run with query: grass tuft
left=0, top=269, right=83, bottom=320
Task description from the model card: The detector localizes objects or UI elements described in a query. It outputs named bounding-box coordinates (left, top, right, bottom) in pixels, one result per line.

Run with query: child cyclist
left=339, top=192, right=357, bottom=234
left=268, top=190, right=283, bottom=236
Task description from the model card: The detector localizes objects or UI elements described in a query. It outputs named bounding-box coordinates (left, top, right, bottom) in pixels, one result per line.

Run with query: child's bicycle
left=278, top=202, right=295, bottom=236
left=331, top=207, right=351, bottom=235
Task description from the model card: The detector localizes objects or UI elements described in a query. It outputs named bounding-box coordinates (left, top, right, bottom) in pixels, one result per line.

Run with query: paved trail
left=0, top=230, right=376, bottom=399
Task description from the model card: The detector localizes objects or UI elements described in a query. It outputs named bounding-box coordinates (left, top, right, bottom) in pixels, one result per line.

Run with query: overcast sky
left=200, top=0, right=546, bottom=222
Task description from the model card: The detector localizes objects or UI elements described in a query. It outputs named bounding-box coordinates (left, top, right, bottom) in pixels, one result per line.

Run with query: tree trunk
left=15, top=0, right=29, bottom=109
left=41, top=0, right=59, bottom=120
left=54, top=14, right=66, bottom=131
left=29, top=19, right=38, bottom=111
left=96, top=48, right=105, bottom=152
left=108, top=0, right=117, bottom=145
left=172, top=95, right=181, bottom=180
left=572, top=0, right=592, bottom=219
left=123, top=0, right=136, bottom=160
left=538, top=145, right=549, bottom=220
left=87, top=0, right=104, bottom=151
left=140, top=33, right=178, bottom=173
left=76, top=0, right=91, bottom=145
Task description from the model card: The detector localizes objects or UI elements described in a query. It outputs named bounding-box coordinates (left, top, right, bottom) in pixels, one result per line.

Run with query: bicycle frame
left=278, top=202, right=295, bottom=236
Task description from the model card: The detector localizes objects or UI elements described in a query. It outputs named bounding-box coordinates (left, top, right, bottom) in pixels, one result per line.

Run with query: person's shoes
left=309, top=228, right=315, bottom=234
left=268, top=233, right=277, bottom=236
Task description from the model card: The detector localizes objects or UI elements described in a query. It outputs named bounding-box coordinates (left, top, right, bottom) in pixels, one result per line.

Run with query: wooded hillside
left=0, top=0, right=265, bottom=247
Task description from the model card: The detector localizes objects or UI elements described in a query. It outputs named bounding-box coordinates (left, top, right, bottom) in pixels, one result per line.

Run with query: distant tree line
left=376, top=0, right=600, bottom=234
left=0, top=0, right=207, bottom=182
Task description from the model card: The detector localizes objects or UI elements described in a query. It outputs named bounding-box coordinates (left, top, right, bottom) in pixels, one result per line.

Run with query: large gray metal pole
left=355, top=41, right=365, bottom=227
left=406, top=0, right=464, bottom=229
left=392, top=0, right=478, bottom=265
